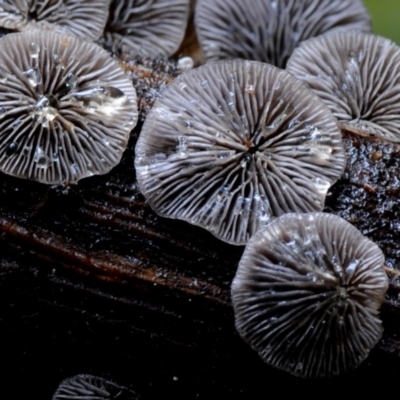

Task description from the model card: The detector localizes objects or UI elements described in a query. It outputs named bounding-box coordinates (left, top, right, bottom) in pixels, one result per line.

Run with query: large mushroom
left=231, top=212, right=389, bottom=378
left=135, top=60, right=345, bottom=245
left=0, top=30, right=138, bottom=185
left=104, top=0, right=190, bottom=56
left=287, top=31, right=400, bottom=142
left=195, top=0, right=371, bottom=68
left=0, top=0, right=110, bottom=40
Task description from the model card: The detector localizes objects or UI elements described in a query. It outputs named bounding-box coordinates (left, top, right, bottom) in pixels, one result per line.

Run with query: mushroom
left=104, top=0, right=190, bottom=57
left=53, top=374, right=141, bottom=399
left=135, top=60, right=345, bottom=245
left=194, top=0, right=372, bottom=68
left=0, top=30, right=138, bottom=185
left=0, top=0, right=110, bottom=41
left=231, top=212, right=389, bottom=378
left=286, top=31, right=400, bottom=142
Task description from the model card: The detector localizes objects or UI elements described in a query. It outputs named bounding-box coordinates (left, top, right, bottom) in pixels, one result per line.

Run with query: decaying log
left=1, top=56, right=400, bottom=398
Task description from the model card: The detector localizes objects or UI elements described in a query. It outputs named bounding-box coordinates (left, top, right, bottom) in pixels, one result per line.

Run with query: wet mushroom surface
left=0, top=0, right=110, bottom=40
left=135, top=60, right=345, bottom=245
left=287, top=31, right=400, bottom=142
left=104, top=0, right=190, bottom=56
left=195, top=0, right=371, bottom=67
left=232, top=212, right=389, bottom=378
left=0, top=30, right=138, bottom=185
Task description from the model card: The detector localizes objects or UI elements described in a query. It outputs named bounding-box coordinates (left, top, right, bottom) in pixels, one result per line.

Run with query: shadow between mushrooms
left=0, top=30, right=138, bottom=185
left=135, top=60, right=345, bottom=245
left=231, top=212, right=389, bottom=378
left=0, top=0, right=110, bottom=40
left=287, top=31, right=400, bottom=142
left=104, top=0, right=190, bottom=56
left=195, top=0, right=371, bottom=68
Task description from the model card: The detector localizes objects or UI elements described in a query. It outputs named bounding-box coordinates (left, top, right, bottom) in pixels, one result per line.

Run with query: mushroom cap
left=53, top=374, right=141, bottom=400
left=135, top=60, right=345, bottom=245
left=0, top=0, right=110, bottom=41
left=195, top=0, right=371, bottom=68
left=287, top=31, right=400, bottom=142
left=0, top=30, right=138, bottom=185
left=104, top=0, right=190, bottom=57
left=231, top=212, right=389, bottom=378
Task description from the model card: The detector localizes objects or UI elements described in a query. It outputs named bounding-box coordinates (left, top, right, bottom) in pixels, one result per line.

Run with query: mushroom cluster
left=0, top=0, right=192, bottom=57
left=231, top=213, right=388, bottom=378
left=135, top=59, right=345, bottom=245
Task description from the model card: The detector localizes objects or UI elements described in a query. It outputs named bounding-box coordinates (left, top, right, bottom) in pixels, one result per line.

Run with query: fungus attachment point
left=0, top=0, right=110, bottom=40
left=287, top=31, right=400, bottom=142
left=232, top=213, right=388, bottom=378
left=0, top=30, right=138, bottom=184
left=195, top=0, right=371, bottom=67
left=104, top=0, right=190, bottom=56
left=135, top=60, right=345, bottom=245
left=53, top=374, right=141, bottom=399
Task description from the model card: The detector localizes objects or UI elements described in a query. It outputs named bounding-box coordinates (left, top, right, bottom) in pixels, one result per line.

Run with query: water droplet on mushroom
left=12, top=119, right=22, bottom=128
left=65, top=72, right=77, bottom=89
left=245, top=84, right=255, bottom=94
left=0, top=68, right=7, bottom=83
left=23, top=68, right=42, bottom=87
left=29, top=42, right=39, bottom=58
left=73, top=86, right=127, bottom=115
left=34, top=147, right=51, bottom=168
left=6, top=142, right=18, bottom=156
left=313, top=177, right=330, bottom=195
left=70, top=163, right=80, bottom=175
left=346, top=259, right=359, bottom=275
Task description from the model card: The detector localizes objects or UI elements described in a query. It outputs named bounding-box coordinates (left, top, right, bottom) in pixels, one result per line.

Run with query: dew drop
left=0, top=68, right=7, bottom=83
left=6, top=142, right=18, bottom=156
left=23, top=68, right=42, bottom=87
left=34, top=147, right=51, bottom=168
left=29, top=42, right=39, bottom=58
left=65, top=72, right=77, bottom=89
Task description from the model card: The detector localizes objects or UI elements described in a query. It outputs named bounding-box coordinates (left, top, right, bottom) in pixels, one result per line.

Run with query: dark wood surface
left=1, top=57, right=400, bottom=399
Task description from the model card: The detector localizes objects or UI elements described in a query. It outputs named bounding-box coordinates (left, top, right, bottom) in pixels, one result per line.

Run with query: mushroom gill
left=104, top=0, right=190, bottom=56
left=0, top=30, right=138, bottom=185
left=194, top=0, right=371, bottom=68
left=231, top=212, right=389, bottom=378
left=53, top=374, right=141, bottom=399
left=135, top=60, right=345, bottom=245
left=0, top=0, right=110, bottom=40
left=287, top=31, right=400, bottom=142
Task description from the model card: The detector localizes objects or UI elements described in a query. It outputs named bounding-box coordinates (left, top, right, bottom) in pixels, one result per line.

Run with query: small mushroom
left=231, top=212, right=389, bottom=378
left=195, top=0, right=371, bottom=68
left=0, top=0, right=110, bottom=40
left=287, top=31, right=400, bottom=142
left=104, top=0, right=190, bottom=57
left=0, top=30, right=138, bottom=185
left=135, top=60, right=345, bottom=245
left=53, top=374, right=141, bottom=399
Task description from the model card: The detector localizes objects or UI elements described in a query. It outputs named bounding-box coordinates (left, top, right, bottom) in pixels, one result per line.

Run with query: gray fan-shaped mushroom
left=104, top=0, right=190, bottom=56
left=0, top=30, right=138, bottom=185
left=53, top=374, right=141, bottom=400
left=287, top=31, right=400, bottom=143
left=232, top=212, right=388, bottom=378
left=195, top=0, right=371, bottom=68
left=0, top=0, right=110, bottom=40
left=135, top=60, right=345, bottom=245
